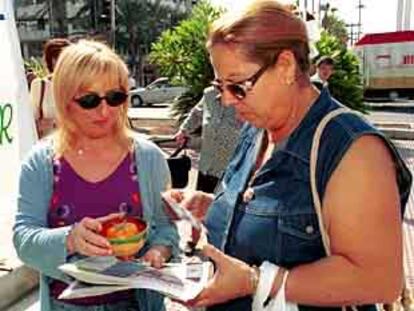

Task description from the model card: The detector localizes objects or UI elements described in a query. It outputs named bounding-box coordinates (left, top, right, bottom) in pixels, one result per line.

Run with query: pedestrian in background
left=310, top=55, right=335, bottom=90
left=14, top=40, right=178, bottom=311
left=25, top=68, right=37, bottom=90
left=166, top=1, right=412, bottom=310
left=175, top=86, right=242, bottom=193
left=128, top=73, right=137, bottom=90
left=30, top=38, right=71, bottom=138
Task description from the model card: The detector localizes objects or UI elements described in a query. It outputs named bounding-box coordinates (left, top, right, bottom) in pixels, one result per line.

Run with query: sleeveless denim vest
left=204, top=88, right=412, bottom=311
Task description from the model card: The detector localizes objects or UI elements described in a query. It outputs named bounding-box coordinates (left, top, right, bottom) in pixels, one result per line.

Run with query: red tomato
left=101, top=217, right=146, bottom=240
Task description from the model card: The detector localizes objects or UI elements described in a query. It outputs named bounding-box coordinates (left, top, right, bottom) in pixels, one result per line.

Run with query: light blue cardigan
left=13, top=136, right=179, bottom=311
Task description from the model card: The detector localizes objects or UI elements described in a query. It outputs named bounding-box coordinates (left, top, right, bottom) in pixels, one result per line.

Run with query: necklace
left=242, top=132, right=270, bottom=203
left=242, top=92, right=315, bottom=203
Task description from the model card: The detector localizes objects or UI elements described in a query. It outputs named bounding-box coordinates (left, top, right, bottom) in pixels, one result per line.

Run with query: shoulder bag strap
left=38, top=79, right=46, bottom=121
left=310, top=107, right=365, bottom=311
left=309, top=107, right=364, bottom=255
left=170, top=138, right=188, bottom=158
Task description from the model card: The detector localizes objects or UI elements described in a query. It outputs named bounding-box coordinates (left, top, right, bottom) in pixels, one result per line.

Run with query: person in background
left=166, top=1, right=412, bottom=310
left=14, top=40, right=178, bottom=311
left=128, top=73, right=137, bottom=90
left=25, top=69, right=37, bottom=90
left=174, top=86, right=242, bottom=193
left=310, top=55, right=335, bottom=90
left=30, top=38, right=71, bottom=138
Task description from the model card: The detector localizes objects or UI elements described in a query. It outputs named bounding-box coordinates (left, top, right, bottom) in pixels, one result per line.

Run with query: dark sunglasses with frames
left=211, top=63, right=270, bottom=100
left=74, top=90, right=128, bottom=110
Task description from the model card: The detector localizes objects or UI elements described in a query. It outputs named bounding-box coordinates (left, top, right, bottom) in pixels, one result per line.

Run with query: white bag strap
left=310, top=107, right=364, bottom=255
left=310, top=107, right=365, bottom=311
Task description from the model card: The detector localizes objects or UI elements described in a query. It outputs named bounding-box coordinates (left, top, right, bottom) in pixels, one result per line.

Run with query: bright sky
left=210, top=0, right=411, bottom=35
left=330, top=0, right=398, bottom=34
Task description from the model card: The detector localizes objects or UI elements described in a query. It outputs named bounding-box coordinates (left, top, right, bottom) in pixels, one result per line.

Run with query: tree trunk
left=49, top=0, right=67, bottom=37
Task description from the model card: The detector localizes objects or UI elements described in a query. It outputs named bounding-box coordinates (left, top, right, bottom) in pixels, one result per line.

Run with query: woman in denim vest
left=166, top=1, right=412, bottom=311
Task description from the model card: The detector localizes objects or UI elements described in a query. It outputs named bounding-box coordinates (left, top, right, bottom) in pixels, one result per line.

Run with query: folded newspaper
left=58, top=256, right=213, bottom=302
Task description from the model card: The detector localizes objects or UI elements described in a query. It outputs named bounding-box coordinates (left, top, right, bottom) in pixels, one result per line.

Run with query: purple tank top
left=48, top=152, right=142, bottom=305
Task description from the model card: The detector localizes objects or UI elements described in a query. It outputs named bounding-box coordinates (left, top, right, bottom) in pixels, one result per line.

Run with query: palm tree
left=115, top=0, right=187, bottom=85
left=69, top=0, right=100, bottom=35
left=48, top=0, right=68, bottom=36
left=16, top=0, right=188, bottom=82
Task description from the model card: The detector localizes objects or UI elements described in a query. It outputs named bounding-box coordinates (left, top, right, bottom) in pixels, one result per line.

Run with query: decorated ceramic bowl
left=101, top=216, right=148, bottom=259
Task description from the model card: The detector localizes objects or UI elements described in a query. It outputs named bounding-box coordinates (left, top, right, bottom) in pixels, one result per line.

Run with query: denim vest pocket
left=222, top=198, right=283, bottom=263
left=278, top=211, right=325, bottom=267
left=243, top=198, right=281, bottom=217
left=206, top=190, right=238, bottom=249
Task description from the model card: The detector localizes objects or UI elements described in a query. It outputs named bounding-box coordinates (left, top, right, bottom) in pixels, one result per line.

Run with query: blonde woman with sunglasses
left=14, top=40, right=178, bottom=311
left=164, top=1, right=412, bottom=311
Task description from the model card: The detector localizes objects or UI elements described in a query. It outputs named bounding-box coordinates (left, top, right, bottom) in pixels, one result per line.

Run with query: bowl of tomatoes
left=101, top=216, right=148, bottom=259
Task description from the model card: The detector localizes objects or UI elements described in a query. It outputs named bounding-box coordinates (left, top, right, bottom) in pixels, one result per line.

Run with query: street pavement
left=6, top=288, right=38, bottom=311
left=0, top=196, right=18, bottom=265
left=367, top=111, right=414, bottom=128
left=128, top=104, right=172, bottom=120
left=394, top=140, right=414, bottom=289
left=397, top=140, right=414, bottom=290
left=3, top=104, right=414, bottom=310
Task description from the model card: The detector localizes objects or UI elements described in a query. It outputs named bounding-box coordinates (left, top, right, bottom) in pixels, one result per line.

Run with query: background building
left=14, top=0, right=195, bottom=85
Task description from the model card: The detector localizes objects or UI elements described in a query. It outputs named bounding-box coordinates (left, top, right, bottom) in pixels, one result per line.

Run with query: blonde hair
left=52, top=40, right=131, bottom=155
left=207, top=0, right=310, bottom=72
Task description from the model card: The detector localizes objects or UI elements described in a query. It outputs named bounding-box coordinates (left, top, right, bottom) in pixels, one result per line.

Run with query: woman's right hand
left=174, top=130, right=189, bottom=147
left=187, top=244, right=255, bottom=307
left=66, top=213, right=123, bottom=256
left=163, top=189, right=214, bottom=221
left=163, top=189, right=213, bottom=247
left=180, top=190, right=214, bottom=220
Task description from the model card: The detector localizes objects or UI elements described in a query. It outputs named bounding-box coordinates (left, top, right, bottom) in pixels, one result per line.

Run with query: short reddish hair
left=207, top=0, right=310, bottom=73
left=43, top=38, right=71, bottom=73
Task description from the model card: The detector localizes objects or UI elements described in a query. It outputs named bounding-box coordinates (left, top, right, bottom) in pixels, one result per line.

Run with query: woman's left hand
left=188, top=244, right=254, bottom=307
left=141, top=245, right=171, bottom=269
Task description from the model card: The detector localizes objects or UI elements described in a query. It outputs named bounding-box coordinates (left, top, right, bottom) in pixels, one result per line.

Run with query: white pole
left=397, top=0, right=404, bottom=31
left=298, top=0, right=306, bottom=20
left=403, top=0, right=412, bottom=30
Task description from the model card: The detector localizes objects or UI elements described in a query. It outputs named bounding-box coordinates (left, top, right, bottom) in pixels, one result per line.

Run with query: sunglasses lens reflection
left=77, top=94, right=101, bottom=109
left=211, top=82, right=246, bottom=100
left=106, top=91, right=128, bottom=107
left=228, top=84, right=246, bottom=100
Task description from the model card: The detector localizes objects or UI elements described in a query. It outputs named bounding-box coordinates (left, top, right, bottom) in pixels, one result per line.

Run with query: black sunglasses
left=74, top=90, right=128, bottom=110
left=211, top=64, right=269, bottom=100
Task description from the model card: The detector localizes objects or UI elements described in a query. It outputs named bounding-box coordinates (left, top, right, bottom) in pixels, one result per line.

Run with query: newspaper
left=58, top=256, right=213, bottom=302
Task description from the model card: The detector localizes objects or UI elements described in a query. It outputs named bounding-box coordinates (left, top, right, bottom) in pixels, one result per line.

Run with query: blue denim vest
left=204, top=89, right=412, bottom=311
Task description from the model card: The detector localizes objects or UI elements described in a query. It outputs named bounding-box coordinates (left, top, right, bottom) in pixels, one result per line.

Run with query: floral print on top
left=48, top=153, right=142, bottom=227
left=48, top=152, right=142, bottom=306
